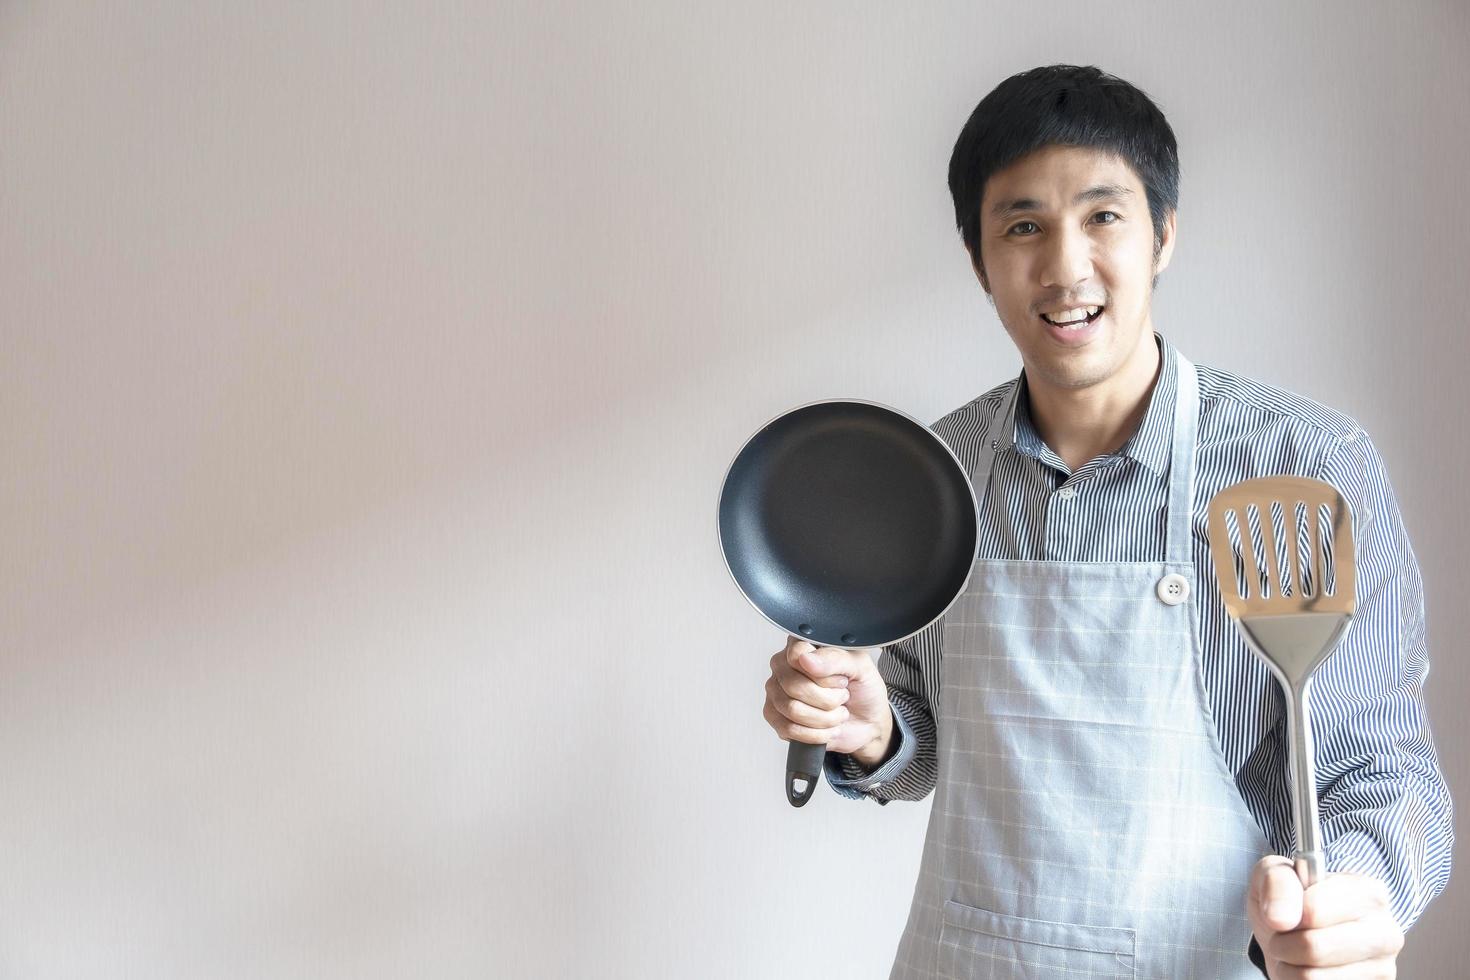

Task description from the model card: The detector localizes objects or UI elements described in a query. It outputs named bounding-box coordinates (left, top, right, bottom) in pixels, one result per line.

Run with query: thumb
left=785, top=637, right=844, bottom=683
left=800, top=646, right=845, bottom=681
left=1254, top=856, right=1305, bottom=932
left=798, top=644, right=880, bottom=689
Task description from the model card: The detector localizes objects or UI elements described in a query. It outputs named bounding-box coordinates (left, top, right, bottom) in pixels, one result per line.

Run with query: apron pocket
left=937, top=899, right=1136, bottom=980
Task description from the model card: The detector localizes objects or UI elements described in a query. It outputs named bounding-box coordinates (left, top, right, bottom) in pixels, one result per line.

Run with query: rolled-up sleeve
left=1311, top=427, right=1454, bottom=930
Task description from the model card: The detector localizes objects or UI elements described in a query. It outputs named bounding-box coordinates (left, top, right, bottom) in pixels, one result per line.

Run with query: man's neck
left=1026, top=336, right=1162, bottom=474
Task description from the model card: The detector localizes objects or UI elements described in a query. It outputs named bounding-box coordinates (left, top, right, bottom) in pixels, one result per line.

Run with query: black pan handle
left=786, top=740, right=825, bottom=806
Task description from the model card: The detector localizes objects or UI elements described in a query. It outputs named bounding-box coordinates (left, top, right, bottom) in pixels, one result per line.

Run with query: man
left=761, top=65, right=1452, bottom=978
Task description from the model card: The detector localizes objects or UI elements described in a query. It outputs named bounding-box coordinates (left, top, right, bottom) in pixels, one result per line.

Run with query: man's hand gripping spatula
left=1207, top=476, right=1356, bottom=886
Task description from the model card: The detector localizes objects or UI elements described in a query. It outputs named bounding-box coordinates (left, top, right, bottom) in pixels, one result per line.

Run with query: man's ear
left=1153, top=208, right=1178, bottom=276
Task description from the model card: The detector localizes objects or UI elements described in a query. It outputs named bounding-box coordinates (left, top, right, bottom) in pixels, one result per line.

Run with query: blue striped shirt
left=825, top=332, right=1453, bottom=930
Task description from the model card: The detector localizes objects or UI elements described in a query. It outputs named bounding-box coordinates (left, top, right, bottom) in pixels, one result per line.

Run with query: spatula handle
left=1294, top=850, right=1326, bottom=886
left=1286, top=680, right=1325, bottom=886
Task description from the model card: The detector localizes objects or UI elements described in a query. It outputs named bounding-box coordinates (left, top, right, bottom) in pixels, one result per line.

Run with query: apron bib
left=889, top=352, right=1269, bottom=979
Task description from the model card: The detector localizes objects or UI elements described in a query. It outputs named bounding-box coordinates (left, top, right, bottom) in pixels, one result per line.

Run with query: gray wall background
left=2, top=1, right=1465, bottom=977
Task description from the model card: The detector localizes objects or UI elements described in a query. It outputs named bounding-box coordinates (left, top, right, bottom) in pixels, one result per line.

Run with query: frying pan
left=718, top=399, right=979, bottom=806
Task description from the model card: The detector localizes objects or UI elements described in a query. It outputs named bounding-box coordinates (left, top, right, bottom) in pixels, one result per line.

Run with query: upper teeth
left=1043, top=306, right=1100, bottom=325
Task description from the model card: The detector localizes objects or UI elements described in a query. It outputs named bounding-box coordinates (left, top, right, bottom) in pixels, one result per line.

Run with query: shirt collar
left=1010, top=332, right=1175, bottom=476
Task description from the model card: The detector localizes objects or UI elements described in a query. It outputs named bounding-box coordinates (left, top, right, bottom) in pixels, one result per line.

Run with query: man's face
left=972, top=144, right=1176, bottom=397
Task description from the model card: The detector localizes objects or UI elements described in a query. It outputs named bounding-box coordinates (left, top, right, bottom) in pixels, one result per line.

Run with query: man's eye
left=1007, top=213, right=1117, bottom=236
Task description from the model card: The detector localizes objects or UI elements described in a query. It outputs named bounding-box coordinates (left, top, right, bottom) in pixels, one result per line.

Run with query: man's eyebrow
left=989, top=184, right=1135, bottom=219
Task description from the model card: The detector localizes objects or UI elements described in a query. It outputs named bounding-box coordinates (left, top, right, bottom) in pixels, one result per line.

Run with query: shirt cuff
left=822, top=700, right=917, bottom=804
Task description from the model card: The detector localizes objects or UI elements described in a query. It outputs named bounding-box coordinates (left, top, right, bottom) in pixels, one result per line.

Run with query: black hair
left=948, top=65, right=1179, bottom=277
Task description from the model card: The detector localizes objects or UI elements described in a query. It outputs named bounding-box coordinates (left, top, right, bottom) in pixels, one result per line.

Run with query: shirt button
left=1056, top=486, right=1077, bottom=500
left=1156, top=573, right=1191, bottom=606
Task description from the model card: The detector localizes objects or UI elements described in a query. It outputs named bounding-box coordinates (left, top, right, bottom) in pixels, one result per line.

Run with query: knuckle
left=1264, top=933, right=1295, bottom=964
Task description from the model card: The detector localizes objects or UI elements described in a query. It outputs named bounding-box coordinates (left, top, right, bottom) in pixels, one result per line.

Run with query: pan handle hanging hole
left=798, top=623, right=813, bottom=636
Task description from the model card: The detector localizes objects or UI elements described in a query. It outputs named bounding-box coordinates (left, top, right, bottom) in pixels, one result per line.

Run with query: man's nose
left=1039, top=224, right=1095, bottom=289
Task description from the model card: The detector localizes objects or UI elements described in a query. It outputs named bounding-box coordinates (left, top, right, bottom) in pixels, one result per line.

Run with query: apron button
left=1156, top=573, right=1190, bottom=606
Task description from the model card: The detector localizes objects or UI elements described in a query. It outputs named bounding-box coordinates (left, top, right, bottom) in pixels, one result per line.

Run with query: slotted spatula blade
left=1207, top=476, right=1356, bottom=886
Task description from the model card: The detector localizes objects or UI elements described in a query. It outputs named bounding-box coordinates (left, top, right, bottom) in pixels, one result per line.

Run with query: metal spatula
left=1207, top=475, right=1356, bottom=886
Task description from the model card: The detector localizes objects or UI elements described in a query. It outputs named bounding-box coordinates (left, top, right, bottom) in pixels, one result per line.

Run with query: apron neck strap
left=971, top=345, right=1201, bottom=566
left=1165, top=351, right=1200, bottom=566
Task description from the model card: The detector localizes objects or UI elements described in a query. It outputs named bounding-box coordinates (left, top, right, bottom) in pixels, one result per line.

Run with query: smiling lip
left=1037, top=305, right=1104, bottom=346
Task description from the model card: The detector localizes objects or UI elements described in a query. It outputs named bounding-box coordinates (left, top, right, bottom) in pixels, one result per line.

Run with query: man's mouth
left=1039, top=305, right=1104, bottom=330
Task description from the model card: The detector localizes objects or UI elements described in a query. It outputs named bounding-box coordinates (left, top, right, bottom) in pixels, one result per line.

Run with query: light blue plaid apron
left=889, top=351, right=1269, bottom=979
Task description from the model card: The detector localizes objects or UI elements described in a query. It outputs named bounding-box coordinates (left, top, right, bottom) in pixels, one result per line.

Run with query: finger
left=762, top=699, right=845, bottom=745
left=1267, top=910, right=1404, bottom=967
left=783, top=637, right=819, bottom=672
left=1250, top=856, right=1305, bottom=933
left=1262, top=956, right=1397, bottom=980
left=764, top=678, right=850, bottom=729
left=768, top=660, right=851, bottom=710
left=788, top=644, right=853, bottom=688
left=1299, top=873, right=1393, bottom=930
left=783, top=635, right=813, bottom=668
